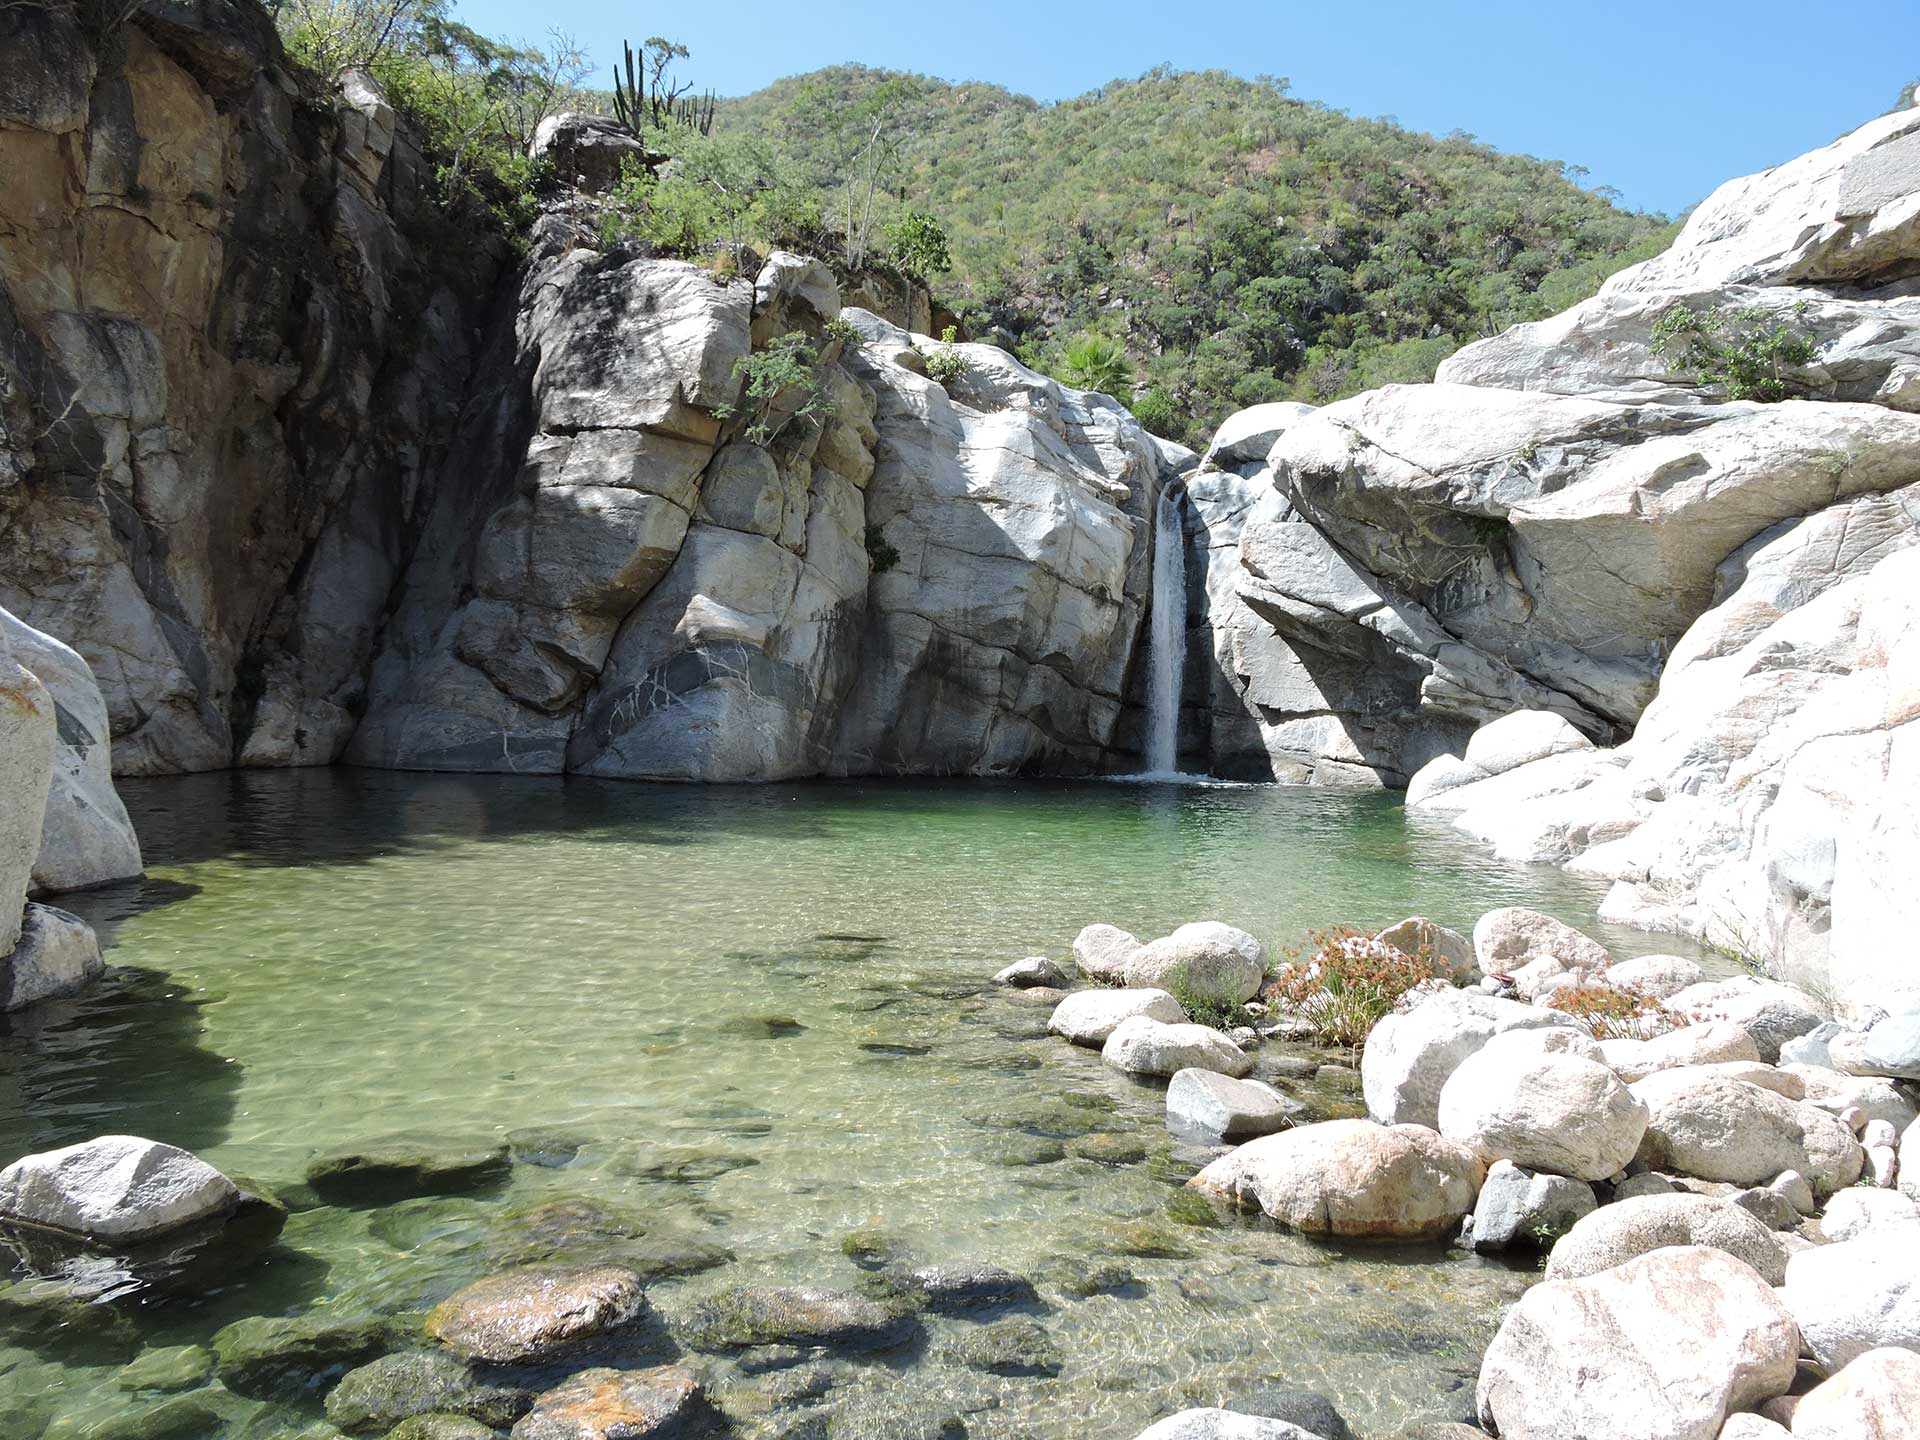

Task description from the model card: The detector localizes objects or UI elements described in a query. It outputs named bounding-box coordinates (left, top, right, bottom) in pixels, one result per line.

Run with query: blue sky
left=454, top=0, right=1916, bottom=217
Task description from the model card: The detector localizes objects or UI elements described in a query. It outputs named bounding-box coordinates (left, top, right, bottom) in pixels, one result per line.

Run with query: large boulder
left=1475, top=1246, right=1801, bottom=1440
left=1203, top=402, right=1320, bottom=468
left=1830, top=1012, right=1920, bottom=1080
left=1073, top=923, right=1144, bottom=980
left=1124, top=922, right=1266, bottom=1003
left=0, top=611, right=141, bottom=893
left=0, top=1136, right=241, bottom=1242
left=1437, top=1033, right=1647, bottom=1180
left=1, top=902, right=105, bottom=1011
left=528, top=113, right=654, bottom=194
left=1667, top=978, right=1825, bottom=1063
left=0, top=630, right=55, bottom=956
left=1187, top=1119, right=1483, bottom=1240
left=1543, top=1193, right=1789, bottom=1285
left=1103, top=1016, right=1252, bottom=1079
left=1788, top=1347, right=1920, bottom=1440
left=1632, top=1071, right=1865, bottom=1195
left=1472, top=907, right=1612, bottom=976
left=1048, top=988, right=1185, bottom=1047
left=1781, top=1233, right=1920, bottom=1374
left=1361, top=988, right=1577, bottom=1128
left=1598, top=1021, right=1763, bottom=1083
left=1818, top=1186, right=1920, bottom=1243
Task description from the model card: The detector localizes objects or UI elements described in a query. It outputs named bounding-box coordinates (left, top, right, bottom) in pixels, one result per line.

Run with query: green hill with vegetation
left=717, top=65, right=1677, bottom=444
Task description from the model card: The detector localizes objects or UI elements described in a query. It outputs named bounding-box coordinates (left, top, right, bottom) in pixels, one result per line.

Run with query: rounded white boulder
left=1543, top=1193, right=1789, bottom=1285
left=0, top=1135, right=241, bottom=1242
left=1438, top=1032, right=1647, bottom=1181
left=1123, top=922, right=1266, bottom=1004
left=1103, top=1016, right=1252, bottom=1079
left=1048, top=988, right=1185, bottom=1047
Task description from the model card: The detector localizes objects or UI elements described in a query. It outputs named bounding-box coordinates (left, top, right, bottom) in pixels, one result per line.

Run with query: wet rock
left=1049, top=988, right=1186, bottom=1046
left=1633, top=1072, right=1864, bottom=1195
left=488, top=1197, right=730, bottom=1279
left=718, top=1015, right=807, bottom=1040
left=1545, top=1194, right=1788, bottom=1285
left=1781, top=1232, right=1920, bottom=1374
left=116, top=1344, right=215, bottom=1393
left=838, top=1225, right=906, bottom=1270
left=879, top=1261, right=1038, bottom=1312
left=976, top=1135, right=1067, bottom=1167
left=44, top=1396, right=227, bottom=1440
left=510, top=1365, right=711, bottom=1440
left=994, top=956, right=1069, bottom=988
left=1125, top=923, right=1267, bottom=1004
left=1438, top=1032, right=1647, bottom=1181
left=1072, top=924, right=1144, bottom=981
left=946, top=1315, right=1062, bottom=1377
left=505, top=1128, right=591, bottom=1169
left=305, top=1136, right=511, bottom=1206
left=0, top=1135, right=241, bottom=1241
left=1105, top=1016, right=1254, bottom=1079
left=1476, top=1246, right=1799, bottom=1440
left=2, top=903, right=105, bottom=1010
left=1070, top=1132, right=1149, bottom=1165
left=389, top=1418, right=498, bottom=1440
left=325, top=1349, right=534, bottom=1433
left=1098, top=1222, right=1196, bottom=1259
left=425, top=1265, right=649, bottom=1365
left=1189, top=1119, right=1483, bottom=1240
left=1789, top=1346, right=1920, bottom=1439
left=1047, top=1259, right=1142, bottom=1298
left=213, top=1310, right=391, bottom=1399
left=1166, top=1069, right=1307, bottom=1144
left=1131, top=1410, right=1330, bottom=1440
left=677, top=1285, right=917, bottom=1353
left=1468, top=1160, right=1596, bottom=1252
left=614, top=1148, right=761, bottom=1185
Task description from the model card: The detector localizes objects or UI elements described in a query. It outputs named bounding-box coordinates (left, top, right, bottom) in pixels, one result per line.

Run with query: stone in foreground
left=0, top=1136, right=240, bottom=1242
left=1437, top=1034, right=1647, bottom=1181
left=1, top=903, right=105, bottom=1011
left=1788, top=1347, right=1920, bottom=1440
left=1104, top=1016, right=1253, bottom=1079
left=1131, top=1409, right=1330, bottom=1440
left=1475, top=1245, right=1799, bottom=1440
left=1188, top=1119, right=1482, bottom=1240
left=425, top=1265, right=648, bottom=1364
left=1467, top=1160, right=1596, bottom=1253
left=510, top=1365, right=708, bottom=1440
left=1781, top=1232, right=1920, bottom=1374
left=1048, top=988, right=1186, bottom=1047
left=1166, top=1069, right=1306, bottom=1143
left=881, top=1260, right=1038, bottom=1312
left=1543, top=1193, right=1788, bottom=1285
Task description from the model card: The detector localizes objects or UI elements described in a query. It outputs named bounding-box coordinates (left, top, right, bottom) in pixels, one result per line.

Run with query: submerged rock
left=1188, top=1119, right=1483, bottom=1240
left=946, top=1316, right=1062, bottom=1377
left=305, top=1136, right=512, bottom=1205
left=510, top=1365, right=710, bottom=1440
left=424, top=1265, right=649, bottom=1365
left=676, top=1285, right=917, bottom=1353
left=878, top=1260, right=1039, bottom=1312
left=115, top=1345, right=214, bottom=1394
left=326, top=1349, right=535, bottom=1433
left=213, top=1310, right=391, bottom=1399
left=389, top=1417, right=498, bottom=1440
left=1476, top=1245, right=1799, bottom=1440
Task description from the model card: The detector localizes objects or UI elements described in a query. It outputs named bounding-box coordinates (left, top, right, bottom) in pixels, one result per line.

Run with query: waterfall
left=1143, top=485, right=1187, bottom=776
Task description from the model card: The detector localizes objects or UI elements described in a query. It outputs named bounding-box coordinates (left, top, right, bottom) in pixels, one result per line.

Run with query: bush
left=1649, top=302, right=1820, bottom=403
left=1265, top=926, right=1436, bottom=1050
left=602, top=133, right=820, bottom=259
left=1057, top=333, right=1130, bottom=396
left=921, top=325, right=966, bottom=386
left=1543, top=984, right=1681, bottom=1041
left=1129, top=385, right=1181, bottom=440
left=864, top=523, right=900, bottom=574
left=885, top=210, right=953, bottom=282
left=1164, top=963, right=1246, bottom=1032
left=714, top=332, right=834, bottom=446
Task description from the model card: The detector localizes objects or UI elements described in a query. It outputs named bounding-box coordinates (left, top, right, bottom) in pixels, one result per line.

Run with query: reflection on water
left=2, top=771, right=1707, bottom=1438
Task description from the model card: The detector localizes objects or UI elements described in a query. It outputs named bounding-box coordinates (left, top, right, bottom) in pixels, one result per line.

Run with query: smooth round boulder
left=1544, top=1193, right=1789, bottom=1285
left=993, top=956, right=1068, bottom=989
left=1819, top=1186, right=1920, bottom=1242
left=1130, top=1409, right=1328, bottom=1440
left=1781, top=1233, right=1920, bottom=1374
left=1104, top=1017, right=1252, bottom=1079
left=1472, top=906, right=1611, bottom=975
left=1187, top=1119, right=1483, bottom=1240
left=1599, top=1021, right=1762, bottom=1083
left=1166, top=1069, right=1306, bottom=1143
left=0, top=1136, right=240, bottom=1242
left=1475, top=1246, right=1800, bottom=1440
left=1438, top=1034, right=1647, bottom=1181
left=1788, top=1347, right=1920, bottom=1439
left=1048, top=988, right=1185, bottom=1047
left=1373, top=916, right=1477, bottom=984
left=1361, top=988, right=1577, bottom=1128
left=1124, top=922, right=1266, bottom=1003
left=1633, top=1071, right=1865, bottom=1196
left=1601, top=953, right=1703, bottom=1000
left=425, top=1266, right=648, bottom=1365
left=510, top=1364, right=708, bottom=1440
left=2, top=903, right=105, bottom=1011
left=1072, top=923, right=1143, bottom=981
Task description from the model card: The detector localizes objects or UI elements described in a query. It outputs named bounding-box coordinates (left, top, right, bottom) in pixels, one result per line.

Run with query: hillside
left=720, top=66, right=1676, bottom=443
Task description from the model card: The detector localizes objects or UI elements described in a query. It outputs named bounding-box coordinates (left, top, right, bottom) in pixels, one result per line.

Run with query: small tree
left=885, top=210, right=952, bottom=282
left=1649, top=302, right=1819, bottom=403
left=1058, top=333, right=1130, bottom=396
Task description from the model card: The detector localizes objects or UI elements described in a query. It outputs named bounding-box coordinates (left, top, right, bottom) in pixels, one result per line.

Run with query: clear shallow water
left=1, top=771, right=1708, bottom=1439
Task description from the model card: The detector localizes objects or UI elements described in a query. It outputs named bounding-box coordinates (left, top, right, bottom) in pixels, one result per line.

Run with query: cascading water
left=1142, top=484, right=1188, bottom=776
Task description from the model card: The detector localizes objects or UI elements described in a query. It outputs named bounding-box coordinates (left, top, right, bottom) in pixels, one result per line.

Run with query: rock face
left=0, top=609, right=141, bottom=893
left=1475, top=1246, right=1801, bottom=1440
left=1188, top=1118, right=1483, bottom=1240
left=0, top=14, right=505, bottom=774
left=0, top=1136, right=240, bottom=1242
left=0, top=630, right=55, bottom=956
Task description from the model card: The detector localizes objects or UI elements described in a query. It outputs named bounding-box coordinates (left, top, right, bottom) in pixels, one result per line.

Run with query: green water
left=0, top=771, right=1706, bottom=1439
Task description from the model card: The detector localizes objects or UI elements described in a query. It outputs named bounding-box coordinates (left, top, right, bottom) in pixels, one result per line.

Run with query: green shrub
left=885, top=210, right=953, bottom=281
left=921, top=325, right=966, bottom=386
left=1129, top=385, right=1181, bottom=440
left=715, top=332, right=835, bottom=446
left=1163, top=963, right=1245, bottom=1032
left=1649, top=302, right=1820, bottom=403
left=1057, top=333, right=1130, bottom=396
left=864, top=524, right=900, bottom=574
left=1266, top=926, right=1436, bottom=1051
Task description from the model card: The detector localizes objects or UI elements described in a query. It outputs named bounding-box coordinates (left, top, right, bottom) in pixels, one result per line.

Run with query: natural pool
left=2, top=770, right=1713, bottom=1439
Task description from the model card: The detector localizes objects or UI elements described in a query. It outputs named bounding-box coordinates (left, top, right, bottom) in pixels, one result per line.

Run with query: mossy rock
left=213, top=1311, right=392, bottom=1400
left=614, top=1148, right=761, bottom=1184
left=839, top=1224, right=908, bottom=1270
left=115, top=1344, right=215, bottom=1394
left=305, top=1135, right=511, bottom=1206
left=975, top=1135, right=1066, bottom=1168
left=946, top=1317, right=1062, bottom=1377
left=387, top=1415, right=498, bottom=1440
left=504, top=1126, right=594, bottom=1168
left=1068, top=1133, right=1148, bottom=1165
left=1164, top=1190, right=1226, bottom=1229
left=44, top=1396, right=226, bottom=1440
left=324, top=1350, right=533, bottom=1434
left=0, top=1278, right=142, bottom=1361
left=1097, top=1222, right=1194, bottom=1259
left=718, top=1015, right=808, bottom=1039
left=486, top=1196, right=731, bottom=1280
left=1047, top=1259, right=1143, bottom=1299
left=677, top=1284, right=918, bottom=1353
